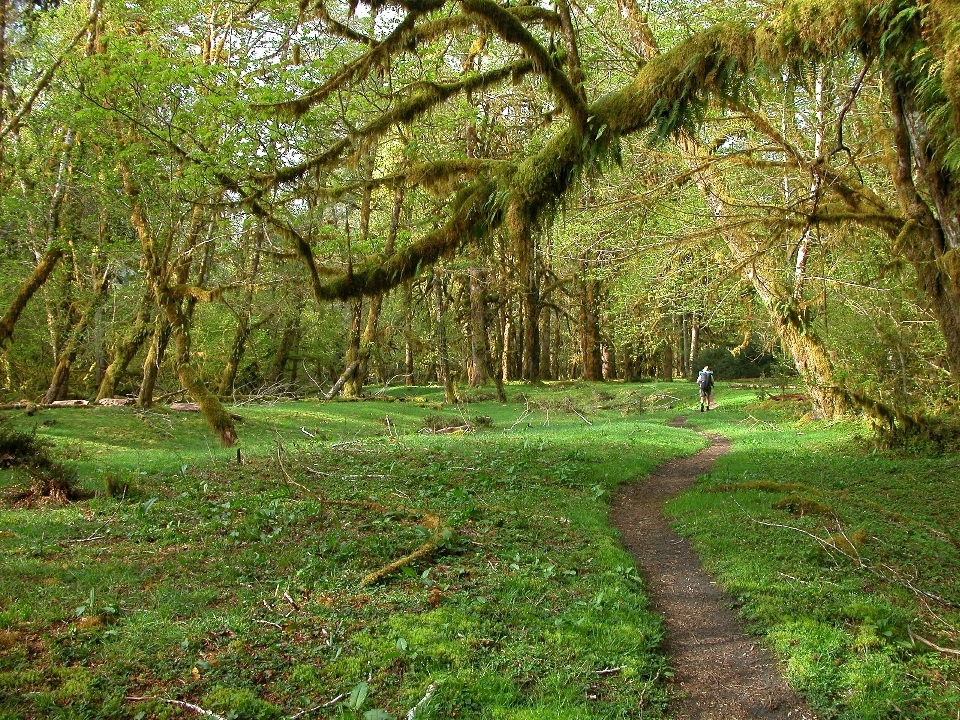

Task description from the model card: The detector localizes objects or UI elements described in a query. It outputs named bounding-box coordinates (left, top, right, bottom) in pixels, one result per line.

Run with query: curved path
left=611, top=419, right=818, bottom=719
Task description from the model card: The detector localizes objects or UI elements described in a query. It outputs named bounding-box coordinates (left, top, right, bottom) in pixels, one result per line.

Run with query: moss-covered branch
left=267, top=59, right=533, bottom=187
left=460, top=0, right=587, bottom=129
left=0, top=249, right=64, bottom=348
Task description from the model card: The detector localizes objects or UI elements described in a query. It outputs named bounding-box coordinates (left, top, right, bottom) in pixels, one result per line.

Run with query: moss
left=774, top=493, right=836, bottom=518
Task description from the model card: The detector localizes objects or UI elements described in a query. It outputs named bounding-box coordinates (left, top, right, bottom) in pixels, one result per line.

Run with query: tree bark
left=433, top=268, right=457, bottom=403
left=467, top=266, right=492, bottom=386
left=580, top=269, right=603, bottom=381
left=887, top=76, right=960, bottom=380
left=97, top=292, right=153, bottom=401
left=661, top=343, right=674, bottom=382
left=43, top=269, right=110, bottom=403
left=403, top=280, right=415, bottom=386
left=137, top=317, right=170, bottom=408
left=345, top=186, right=403, bottom=396
left=0, top=249, right=64, bottom=348
left=217, top=224, right=263, bottom=397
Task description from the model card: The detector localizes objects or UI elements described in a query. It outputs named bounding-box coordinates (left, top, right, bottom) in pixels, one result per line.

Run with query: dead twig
left=287, top=693, right=348, bottom=719
left=570, top=407, right=593, bottom=425
left=595, top=666, right=624, bottom=676
left=745, top=414, right=782, bottom=431
left=406, top=682, right=437, bottom=719
left=126, top=697, right=227, bottom=720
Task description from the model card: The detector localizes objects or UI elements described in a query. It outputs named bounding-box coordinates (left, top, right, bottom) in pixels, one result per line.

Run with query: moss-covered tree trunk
left=97, top=293, right=153, bottom=401
left=433, top=268, right=457, bottom=403
left=887, top=76, right=960, bottom=380
left=43, top=270, right=110, bottom=404
left=539, top=306, right=552, bottom=381
left=403, top=280, right=415, bottom=386
left=267, top=306, right=302, bottom=384
left=0, top=249, right=64, bottom=349
left=217, top=225, right=263, bottom=397
left=137, top=317, right=170, bottom=408
left=467, top=265, right=492, bottom=387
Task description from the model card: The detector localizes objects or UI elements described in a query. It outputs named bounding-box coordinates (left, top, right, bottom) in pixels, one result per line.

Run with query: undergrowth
left=1, top=381, right=958, bottom=719
left=0, top=384, right=698, bottom=720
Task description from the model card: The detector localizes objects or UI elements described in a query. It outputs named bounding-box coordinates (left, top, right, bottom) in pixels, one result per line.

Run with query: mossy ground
left=0, top=381, right=958, bottom=719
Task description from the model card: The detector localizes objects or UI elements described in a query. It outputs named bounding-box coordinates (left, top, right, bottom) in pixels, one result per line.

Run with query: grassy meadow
left=0, top=382, right=958, bottom=719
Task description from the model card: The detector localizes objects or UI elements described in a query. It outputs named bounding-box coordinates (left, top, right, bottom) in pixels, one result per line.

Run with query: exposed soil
left=611, top=418, right=819, bottom=719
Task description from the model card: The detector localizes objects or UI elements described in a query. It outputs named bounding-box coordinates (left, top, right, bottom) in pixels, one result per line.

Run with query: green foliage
left=694, top=344, right=784, bottom=380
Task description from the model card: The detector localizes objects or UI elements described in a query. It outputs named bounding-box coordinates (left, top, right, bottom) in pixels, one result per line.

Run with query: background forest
left=1, top=0, right=959, bottom=439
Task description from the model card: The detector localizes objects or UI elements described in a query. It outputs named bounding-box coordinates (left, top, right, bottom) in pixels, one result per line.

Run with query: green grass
left=0, top=382, right=700, bottom=720
left=1, top=381, right=958, bottom=719
left=674, top=393, right=960, bottom=719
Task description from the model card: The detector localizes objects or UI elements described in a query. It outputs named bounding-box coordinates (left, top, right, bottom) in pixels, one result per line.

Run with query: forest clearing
left=1, top=383, right=959, bottom=719
left=3, top=0, right=960, bottom=717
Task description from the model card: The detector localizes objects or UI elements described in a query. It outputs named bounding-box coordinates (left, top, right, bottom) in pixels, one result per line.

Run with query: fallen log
left=170, top=402, right=243, bottom=422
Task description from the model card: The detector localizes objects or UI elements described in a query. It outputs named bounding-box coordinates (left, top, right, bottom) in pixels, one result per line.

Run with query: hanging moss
left=461, top=0, right=587, bottom=128
left=310, top=180, right=497, bottom=300
left=268, top=58, right=533, bottom=187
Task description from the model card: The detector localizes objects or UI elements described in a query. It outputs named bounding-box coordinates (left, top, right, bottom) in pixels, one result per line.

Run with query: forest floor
left=612, top=418, right=818, bottom=719
left=1, top=383, right=959, bottom=719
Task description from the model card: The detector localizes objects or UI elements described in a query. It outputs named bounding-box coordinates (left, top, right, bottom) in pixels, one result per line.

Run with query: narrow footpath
left=610, top=418, right=818, bottom=719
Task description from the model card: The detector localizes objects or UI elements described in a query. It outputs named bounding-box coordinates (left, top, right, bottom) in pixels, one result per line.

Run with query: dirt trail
left=611, top=418, right=818, bottom=719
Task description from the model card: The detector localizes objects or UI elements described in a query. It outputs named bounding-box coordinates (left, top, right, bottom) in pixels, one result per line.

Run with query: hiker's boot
left=700, top=404, right=704, bottom=412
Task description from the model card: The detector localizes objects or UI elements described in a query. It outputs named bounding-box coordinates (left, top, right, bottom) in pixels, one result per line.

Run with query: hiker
left=697, top=365, right=714, bottom=412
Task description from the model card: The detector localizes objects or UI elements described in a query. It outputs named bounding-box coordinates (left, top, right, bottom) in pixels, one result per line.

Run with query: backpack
left=698, top=371, right=714, bottom=390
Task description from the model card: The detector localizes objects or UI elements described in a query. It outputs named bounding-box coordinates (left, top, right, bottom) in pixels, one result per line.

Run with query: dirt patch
left=611, top=418, right=818, bottom=719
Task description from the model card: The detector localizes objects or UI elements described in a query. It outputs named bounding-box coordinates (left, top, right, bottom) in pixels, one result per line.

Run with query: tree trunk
left=345, top=187, right=403, bottom=395
left=0, top=249, right=63, bottom=348
left=217, top=224, right=263, bottom=397
left=602, top=343, right=616, bottom=380
left=468, top=266, right=491, bottom=387
left=268, top=310, right=302, bottom=384
left=661, top=343, right=674, bottom=382
left=580, top=272, right=603, bottom=381
left=96, top=294, right=153, bottom=401
left=539, top=306, right=552, bottom=381
left=335, top=299, right=364, bottom=398
left=688, top=314, right=700, bottom=379
left=404, top=280, right=415, bottom=386
left=43, top=270, right=110, bottom=403
left=138, top=317, right=170, bottom=408
left=887, top=77, right=960, bottom=380
left=433, top=269, right=456, bottom=403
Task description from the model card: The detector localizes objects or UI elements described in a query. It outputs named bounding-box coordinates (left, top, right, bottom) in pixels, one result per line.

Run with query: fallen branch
left=908, top=629, right=960, bottom=657
left=287, top=692, right=349, bottom=719
left=745, top=414, right=782, bottom=431
left=419, top=424, right=473, bottom=434
left=126, top=697, right=227, bottom=720
left=360, top=511, right=446, bottom=587
left=570, top=407, right=593, bottom=425
left=595, top=666, right=624, bottom=676
left=277, top=444, right=449, bottom=587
